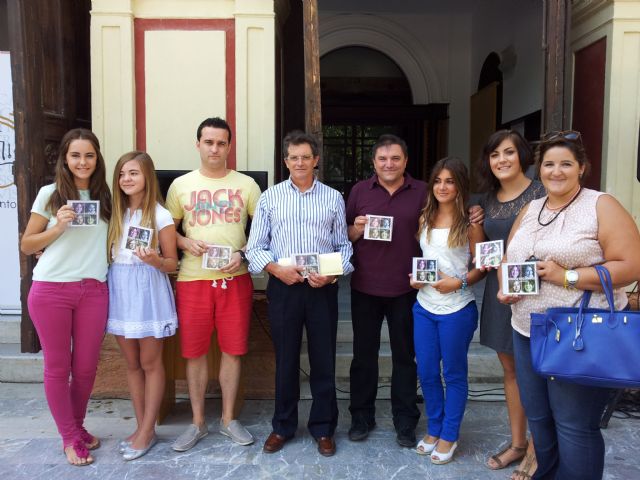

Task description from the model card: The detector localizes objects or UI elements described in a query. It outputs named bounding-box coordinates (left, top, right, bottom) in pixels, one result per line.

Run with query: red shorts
left=176, top=273, right=253, bottom=358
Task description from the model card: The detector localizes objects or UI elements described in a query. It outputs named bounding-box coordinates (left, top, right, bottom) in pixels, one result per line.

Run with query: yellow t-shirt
left=166, top=169, right=261, bottom=281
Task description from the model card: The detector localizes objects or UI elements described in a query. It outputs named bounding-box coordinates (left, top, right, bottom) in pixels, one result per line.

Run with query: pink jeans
left=28, top=279, right=108, bottom=446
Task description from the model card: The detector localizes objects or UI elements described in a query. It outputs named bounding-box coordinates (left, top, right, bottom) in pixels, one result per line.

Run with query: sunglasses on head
left=541, top=130, right=582, bottom=144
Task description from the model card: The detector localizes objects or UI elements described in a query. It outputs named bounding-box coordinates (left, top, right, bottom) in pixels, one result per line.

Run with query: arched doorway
left=320, top=46, right=447, bottom=198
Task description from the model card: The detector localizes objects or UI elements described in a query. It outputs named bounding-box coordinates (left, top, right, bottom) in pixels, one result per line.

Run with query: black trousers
left=349, top=288, right=420, bottom=430
left=266, top=276, right=339, bottom=438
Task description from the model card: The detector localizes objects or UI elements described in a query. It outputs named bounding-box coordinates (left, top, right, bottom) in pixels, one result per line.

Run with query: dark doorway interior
left=322, top=105, right=447, bottom=198
left=320, top=47, right=448, bottom=199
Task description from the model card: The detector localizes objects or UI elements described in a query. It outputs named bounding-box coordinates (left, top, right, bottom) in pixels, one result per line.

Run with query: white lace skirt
left=107, top=263, right=178, bottom=338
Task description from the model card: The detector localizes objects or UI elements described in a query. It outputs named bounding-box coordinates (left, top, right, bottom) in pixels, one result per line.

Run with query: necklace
left=537, top=187, right=582, bottom=227
left=545, top=185, right=582, bottom=211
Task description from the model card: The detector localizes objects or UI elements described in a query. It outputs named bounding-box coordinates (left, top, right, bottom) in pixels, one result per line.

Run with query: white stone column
left=572, top=1, right=640, bottom=223
left=90, top=0, right=136, bottom=174
left=234, top=0, right=276, bottom=183
left=603, top=2, right=640, bottom=222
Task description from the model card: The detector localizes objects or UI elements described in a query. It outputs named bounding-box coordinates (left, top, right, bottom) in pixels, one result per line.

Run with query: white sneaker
left=172, top=424, right=209, bottom=452
left=219, top=418, right=254, bottom=446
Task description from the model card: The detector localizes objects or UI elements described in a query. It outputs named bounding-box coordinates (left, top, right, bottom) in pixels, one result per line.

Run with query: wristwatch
left=564, top=269, right=579, bottom=289
left=236, top=250, right=248, bottom=264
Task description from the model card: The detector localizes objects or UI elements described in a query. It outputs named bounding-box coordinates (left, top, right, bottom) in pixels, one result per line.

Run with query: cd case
left=292, top=253, right=320, bottom=278
left=67, top=200, right=100, bottom=227
left=364, top=214, right=393, bottom=241
left=412, top=257, right=438, bottom=284
left=277, top=252, right=344, bottom=276
left=475, top=240, right=504, bottom=268
left=202, top=245, right=233, bottom=270
left=501, top=262, right=539, bottom=295
left=123, top=225, right=154, bottom=251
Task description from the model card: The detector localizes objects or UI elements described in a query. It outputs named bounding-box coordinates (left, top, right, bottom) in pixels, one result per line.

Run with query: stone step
left=0, top=315, right=21, bottom=344
left=300, top=341, right=502, bottom=383
left=0, top=343, right=43, bottom=382
left=298, top=378, right=506, bottom=401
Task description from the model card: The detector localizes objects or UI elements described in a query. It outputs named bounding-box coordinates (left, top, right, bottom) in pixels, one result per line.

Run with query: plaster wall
left=319, top=11, right=473, bottom=164
left=90, top=0, right=275, bottom=183
left=470, top=0, right=544, bottom=125
left=143, top=30, right=227, bottom=170
left=319, top=1, right=543, bottom=165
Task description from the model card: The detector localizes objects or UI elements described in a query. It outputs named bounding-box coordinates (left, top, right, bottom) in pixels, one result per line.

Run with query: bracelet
left=457, top=273, right=468, bottom=292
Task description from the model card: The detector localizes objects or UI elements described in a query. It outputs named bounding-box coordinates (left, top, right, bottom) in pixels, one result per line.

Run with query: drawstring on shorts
left=211, top=276, right=235, bottom=290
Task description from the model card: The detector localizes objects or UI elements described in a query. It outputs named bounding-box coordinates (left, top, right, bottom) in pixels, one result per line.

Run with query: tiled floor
left=1, top=383, right=638, bottom=479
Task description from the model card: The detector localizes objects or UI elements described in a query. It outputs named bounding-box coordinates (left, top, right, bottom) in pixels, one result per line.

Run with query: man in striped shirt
left=246, top=131, right=353, bottom=457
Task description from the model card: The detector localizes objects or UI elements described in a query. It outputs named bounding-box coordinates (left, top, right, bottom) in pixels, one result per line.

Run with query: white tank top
left=416, top=227, right=475, bottom=314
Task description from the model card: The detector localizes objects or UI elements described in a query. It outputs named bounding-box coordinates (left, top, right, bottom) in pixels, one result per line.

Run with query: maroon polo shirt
left=346, top=173, right=428, bottom=297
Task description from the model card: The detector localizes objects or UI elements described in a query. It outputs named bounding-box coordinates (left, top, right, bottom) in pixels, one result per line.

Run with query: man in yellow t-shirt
left=166, top=117, right=261, bottom=451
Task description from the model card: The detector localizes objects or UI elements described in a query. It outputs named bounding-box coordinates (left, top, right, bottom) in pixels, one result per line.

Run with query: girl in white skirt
left=106, top=151, right=178, bottom=460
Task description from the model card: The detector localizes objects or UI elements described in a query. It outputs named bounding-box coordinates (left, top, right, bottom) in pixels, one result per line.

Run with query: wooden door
left=7, top=0, right=91, bottom=352
left=572, top=38, right=606, bottom=191
left=470, top=82, right=498, bottom=192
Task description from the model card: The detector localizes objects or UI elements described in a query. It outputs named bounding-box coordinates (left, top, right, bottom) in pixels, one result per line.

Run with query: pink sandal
left=64, top=439, right=94, bottom=466
left=78, top=428, right=101, bottom=450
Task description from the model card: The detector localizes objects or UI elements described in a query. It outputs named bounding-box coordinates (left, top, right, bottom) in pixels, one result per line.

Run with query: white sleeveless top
left=508, top=188, right=628, bottom=337
left=416, top=228, right=475, bottom=314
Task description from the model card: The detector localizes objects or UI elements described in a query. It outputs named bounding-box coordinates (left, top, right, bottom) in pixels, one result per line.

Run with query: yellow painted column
left=603, top=2, right=640, bottom=224
left=234, top=0, right=276, bottom=183
left=571, top=0, right=640, bottom=224
left=90, top=0, right=136, bottom=175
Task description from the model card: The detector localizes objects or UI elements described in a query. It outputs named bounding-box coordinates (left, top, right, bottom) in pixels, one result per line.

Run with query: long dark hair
left=417, top=157, right=470, bottom=248
left=478, top=129, right=533, bottom=192
left=45, top=128, right=111, bottom=221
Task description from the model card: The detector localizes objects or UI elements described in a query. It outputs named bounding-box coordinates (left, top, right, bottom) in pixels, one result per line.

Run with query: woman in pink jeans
left=21, top=128, right=112, bottom=466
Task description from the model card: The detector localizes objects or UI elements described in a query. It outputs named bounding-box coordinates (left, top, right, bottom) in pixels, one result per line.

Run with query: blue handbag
left=529, top=265, right=640, bottom=388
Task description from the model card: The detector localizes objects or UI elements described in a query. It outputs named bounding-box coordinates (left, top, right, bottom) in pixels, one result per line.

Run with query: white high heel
left=416, top=438, right=438, bottom=455
left=431, top=441, right=458, bottom=465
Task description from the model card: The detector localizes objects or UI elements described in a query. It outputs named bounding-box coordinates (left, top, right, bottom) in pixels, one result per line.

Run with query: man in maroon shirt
left=346, top=134, right=425, bottom=447
left=347, top=135, right=484, bottom=448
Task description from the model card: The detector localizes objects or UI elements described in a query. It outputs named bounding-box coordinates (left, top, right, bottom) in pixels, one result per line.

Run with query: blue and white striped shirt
left=246, top=177, right=354, bottom=275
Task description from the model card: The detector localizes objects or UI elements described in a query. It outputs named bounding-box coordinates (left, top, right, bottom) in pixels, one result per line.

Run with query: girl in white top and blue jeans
left=410, top=157, right=485, bottom=465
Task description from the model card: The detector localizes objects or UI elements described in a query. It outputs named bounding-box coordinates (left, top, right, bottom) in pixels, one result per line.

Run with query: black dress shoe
left=396, top=427, right=416, bottom=448
left=348, top=417, right=375, bottom=441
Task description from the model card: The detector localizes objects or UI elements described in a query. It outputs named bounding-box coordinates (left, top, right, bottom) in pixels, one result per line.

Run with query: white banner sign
left=0, top=51, right=21, bottom=313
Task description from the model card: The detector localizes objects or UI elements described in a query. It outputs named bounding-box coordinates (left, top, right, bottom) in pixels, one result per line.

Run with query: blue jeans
left=513, top=330, right=612, bottom=480
left=413, top=301, right=477, bottom=442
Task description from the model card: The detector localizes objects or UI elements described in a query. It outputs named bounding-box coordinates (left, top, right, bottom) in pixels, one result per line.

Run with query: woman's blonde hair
left=417, top=157, right=470, bottom=248
left=107, top=151, right=163, bottom=261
